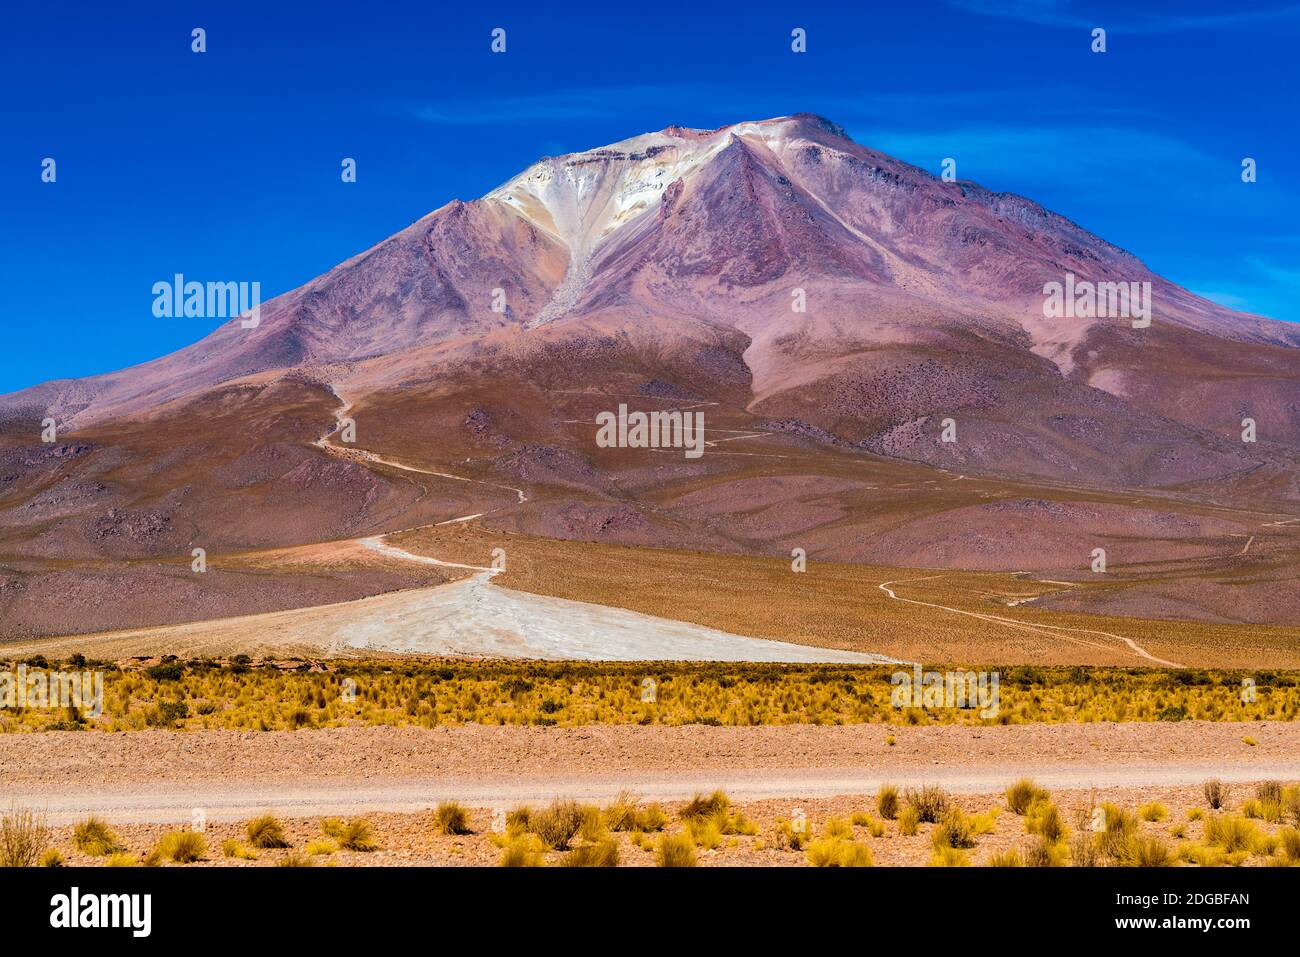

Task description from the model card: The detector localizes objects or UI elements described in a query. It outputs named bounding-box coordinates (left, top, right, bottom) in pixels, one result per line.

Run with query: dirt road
left=4, top=722, right=1294, bottom=824
left=877, top=576, right=1183, bottom=667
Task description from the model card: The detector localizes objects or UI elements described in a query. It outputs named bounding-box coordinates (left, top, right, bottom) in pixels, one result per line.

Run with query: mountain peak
left=484, top=114, right=855, bottom=254
left=8, top=113, right=1297, bottom=436
left=656, top=112, right=851, bottom=143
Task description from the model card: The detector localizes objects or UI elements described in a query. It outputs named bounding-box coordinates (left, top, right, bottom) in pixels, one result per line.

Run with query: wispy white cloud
left=1192, top=289, right=1252, bottom=309
left=851, top=125, right=1220, bottom=201
left=405, top=83, right=1145, bottom=129
left=1247, top=257, right=1300, bottom=284
left=944, top=0, right=1300, bottom=33
left=408, top=86, right=709, bottom=126
left=1182, top=254, right=1300, bottom=321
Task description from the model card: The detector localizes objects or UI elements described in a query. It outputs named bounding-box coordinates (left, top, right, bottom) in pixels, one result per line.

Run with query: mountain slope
left=1, top=114, right=1298, bottom=642
left=7, top=114, right=1297, bottom=433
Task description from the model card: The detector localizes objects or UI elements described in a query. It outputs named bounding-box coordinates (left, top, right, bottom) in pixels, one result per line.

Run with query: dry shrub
left=1098, top=804, right=1138, bottom=860
left=905, top=785, right=950, bottom=824
left=339, top=818, right=378, bottom=851
left=679, top=790, right=730, bottom=821
left=499, top=833, right=547, bottom=867
left=221, top=839, right=257, bottom=860
left=156, top=831, right=206, bottom=863
left=559, top=838, right=620, bottom=867
left=877, top=784, right=900, bottom=821
left=73, top=816, right=124, bottom=857
left=1256, top=781, right=1283, bottom=805
left=639, top=804, right=669, bottom=832
left=823, top=817, right=853, bottom=840
left=246, top=814, right=290, bottom=849
left=0, top=805, right=50, bottom=868
left=1006, top=778, right=1049, bottom=815
left=1139, top=802, right=1168, bottom=822
left=676, top=790, right=753, bottom=841
left=807, top=837, right=873, bottom=867
left=605, top=792, right=668, bottom=833
left=1203, top=779, right=1230, bottom=810
left=655, top=832, right=697, bottom=867
left=686, top=816, right=723, bottom=850
left=1025, top=836, right=1068, bottom=867
left=1070, top=831, right=1101, bottom=868
left=1283, top=786, right=1300, bottom=826
left=506, top=806, right=532, bottom=830
left=1026, top=801, right=1067, bottom=843
left=578, top=805, right=607, bottom=844
left=931, top=809, right=975, bottom=849
left=928, top=846, right=970, bottom=867
left=1275, top=827, right=1300, bottom=862
left=531, top=799, right=584, bottom=850
left=775, top=819, right=808, bottom=850
left=603, top=791, right=641, bottom=831
left=1204, top=814, right=1262, bottom=854
left=1119, top=833, right=1172, bottom=866
left=433, top=802, right=472, bottom=835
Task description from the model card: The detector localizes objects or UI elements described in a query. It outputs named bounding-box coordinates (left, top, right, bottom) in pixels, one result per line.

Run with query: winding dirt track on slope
left=877, top=576, right=1183, bottom=668
left=250, top=388, right=893, bottom=662
left=312, top=385, right=528, bottom=506
left=2, top=388, right=897, bottom=662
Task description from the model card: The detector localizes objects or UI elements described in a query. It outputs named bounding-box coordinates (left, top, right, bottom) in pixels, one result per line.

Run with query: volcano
left=2, top=114, right=1298, bottom=640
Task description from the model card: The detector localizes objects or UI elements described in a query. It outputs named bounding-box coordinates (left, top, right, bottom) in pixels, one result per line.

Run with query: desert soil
left=3, top=721, right=1295, bottom=824
left=22, top=783, right=1284, bottom=867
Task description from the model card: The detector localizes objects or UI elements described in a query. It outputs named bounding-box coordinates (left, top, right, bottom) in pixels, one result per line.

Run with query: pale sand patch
left=334, top=570, right=896, bottom=662
left=1, top=569, right=896, bottom=663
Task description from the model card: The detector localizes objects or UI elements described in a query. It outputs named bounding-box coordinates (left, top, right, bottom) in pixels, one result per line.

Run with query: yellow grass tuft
left=655, top=832, right=697, bottom=867
left=156, top=830, right=206, bottom=863
left=221, top=838, right=257, bottom=860
left=1139, top=802, right=1168, bottom=822
left=807, top=836, right=873, bottom=867
left=246, top=814, right=290, bottom=849
left=1006, top=778, right=1049, bottom=815
left=498, top=832, right=547, bottom=867
left=876, top=784, right=900, bottom=820
left=432, top=802, right=473, bottom=835
left=72, top=816, right=125, bottom=857
left=339, top=818, right=379, bottom=852
left=928, top=846, right=970, bottom=866
left=899, top=807, right=920, bottom=837
left=559, top=838, right=620, bottom=867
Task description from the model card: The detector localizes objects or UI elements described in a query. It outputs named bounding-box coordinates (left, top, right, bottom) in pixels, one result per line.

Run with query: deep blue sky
left=3, top=0, right=1296, bottom=394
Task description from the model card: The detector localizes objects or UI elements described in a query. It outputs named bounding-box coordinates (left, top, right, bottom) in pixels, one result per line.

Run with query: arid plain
left=1, top=116, right=1298, bottom=867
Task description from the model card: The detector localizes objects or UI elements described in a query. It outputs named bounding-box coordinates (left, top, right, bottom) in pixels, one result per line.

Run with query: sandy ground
left=3, top=722, right=1295, bottom=824
left=335, top=569, right=896, bottom=662
left=1, top=569, right=896, bottom=663
left=28, top=782, right=1289, bottom=867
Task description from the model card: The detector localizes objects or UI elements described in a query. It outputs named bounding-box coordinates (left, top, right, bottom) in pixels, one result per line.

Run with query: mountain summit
left=7, top=114, right=1297, bottom=438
